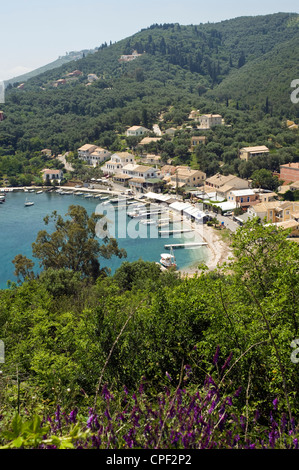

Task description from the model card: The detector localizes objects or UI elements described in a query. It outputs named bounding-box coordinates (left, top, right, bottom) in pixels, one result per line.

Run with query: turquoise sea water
left=0, top=191, right=209, bottom=289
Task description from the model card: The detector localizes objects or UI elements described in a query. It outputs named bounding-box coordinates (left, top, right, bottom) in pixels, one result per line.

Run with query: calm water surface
left=0, top=190, right=208, bottom=289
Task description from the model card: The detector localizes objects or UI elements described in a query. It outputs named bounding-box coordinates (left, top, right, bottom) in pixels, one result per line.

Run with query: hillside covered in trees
left=1, top=13, right=298, bottom=157
left=0, top=13, right=298, bottom=187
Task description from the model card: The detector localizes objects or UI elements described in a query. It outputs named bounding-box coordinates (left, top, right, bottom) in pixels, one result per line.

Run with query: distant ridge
left=4, top=48, right=98, bottom=86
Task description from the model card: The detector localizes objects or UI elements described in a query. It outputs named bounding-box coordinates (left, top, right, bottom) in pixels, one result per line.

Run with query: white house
left=78, top=144, right=111, bottom=166
left=101, top=152, right=135, bottom=175
left=41, top=169, right=63, bottom=183
left=126, top=126, right=150, bottom=137
left=122, top=164, right=159, bottom=179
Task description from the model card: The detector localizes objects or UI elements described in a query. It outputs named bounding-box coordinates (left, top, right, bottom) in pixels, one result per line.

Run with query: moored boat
left=24, top=199, right=34, bottom=207
left=160, top=247, right=177, bottom=269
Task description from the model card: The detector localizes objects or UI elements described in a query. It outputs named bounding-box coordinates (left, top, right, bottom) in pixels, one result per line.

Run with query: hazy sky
left=1, top=0, right=298, bottom=80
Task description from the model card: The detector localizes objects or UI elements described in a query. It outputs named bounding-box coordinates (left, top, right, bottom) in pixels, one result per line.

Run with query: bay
left=0, top=190, right=209, bottom=289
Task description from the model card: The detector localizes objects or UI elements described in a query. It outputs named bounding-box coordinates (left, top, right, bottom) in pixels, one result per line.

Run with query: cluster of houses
left=43, top=105, right=299, bottom=238
left=77, top=141, right=207, bottom=193
left=52, top=69, right=102, bottom=88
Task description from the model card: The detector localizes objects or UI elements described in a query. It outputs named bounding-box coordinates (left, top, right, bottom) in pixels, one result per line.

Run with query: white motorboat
left=160, top=247, right=177, bottom=269
left=24, top=199, right=34, bottom=207
left=140, top=219, right=157, bottom=225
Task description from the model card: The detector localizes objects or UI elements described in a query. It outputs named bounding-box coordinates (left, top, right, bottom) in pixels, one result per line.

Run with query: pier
left=159, top=229, right=194, bottom=235
left=164, top=242, right=208, bottom=249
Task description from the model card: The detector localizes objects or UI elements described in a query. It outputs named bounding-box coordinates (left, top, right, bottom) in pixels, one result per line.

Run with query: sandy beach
left=178, top=221, right=234, bottom=277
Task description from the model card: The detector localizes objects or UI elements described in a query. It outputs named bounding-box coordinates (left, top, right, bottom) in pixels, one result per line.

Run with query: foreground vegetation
left=0, top=216, right=298, bottom=448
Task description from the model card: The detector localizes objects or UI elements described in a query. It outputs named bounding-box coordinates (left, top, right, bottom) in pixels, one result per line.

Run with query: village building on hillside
left=170, top=167, right=206, bottom=188
left=78, top=144, right=111, bottom=166
left=191, top=136, right=207, bottom=151
left=66, top=70, right=82, bottom=77
left=205, top=173, right=249, bottom=191
left=160, top=165, right=177, bottom=179
left=101, top=152, right=135, bottom=175
left=121, top=164, right=159, bottom=179
left=126, top=126, right=150, bottom=137
left=164, top=127, right=177, bottom=136
left=138, top=137, right=162, bottom=146
left=112, top=164, right=161, bottom=192
left=53, top=79, right=66, bottom=87
left=41, top=149, right=52, bottom=158
left=188, top=109, right=200, bottom=120
left=239, top=145, right=269, bottom=161
left=87, top=74, right=98, bottom=82
left=119, top=50, right=142, bottom=62
left=280, top=162, right=299, bottom=183
left=227, top=189, right=259, bottom=208
left=41, top=169, right=63, bottom=183
left=290, top=181, right=299, bottom=191
left=139, top=154, right=162, bottom=166
left=286, top=120, right=298, bottom=130
left=196, top=114, right=223, bottom=129
left=247, top=200, right=299, bottom=224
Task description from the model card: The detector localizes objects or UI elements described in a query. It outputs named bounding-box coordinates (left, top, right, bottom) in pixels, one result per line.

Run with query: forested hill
left=1, top=12, right=299, bottom=157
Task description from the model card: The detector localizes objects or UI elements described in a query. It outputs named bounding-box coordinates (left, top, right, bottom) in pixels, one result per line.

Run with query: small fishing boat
left=24, top=198, right=34, bottom=207
left=160, top=247, right=177, bottom=269
left=36, top=190, right=43, bottom=194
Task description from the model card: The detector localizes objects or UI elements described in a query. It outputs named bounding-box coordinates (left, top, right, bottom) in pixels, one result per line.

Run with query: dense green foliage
left=0, top=219, right=298, bottom=441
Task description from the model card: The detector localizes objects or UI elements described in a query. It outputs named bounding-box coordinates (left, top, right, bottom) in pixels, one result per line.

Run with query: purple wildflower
left=272, top=397, right=278, bottom=410
left=221, top=352, right=233, bottom=373
left=254, top=409, right=260, bottom=422
left=165, top=371, right=172, bottom=382
left=102, top=384, right=114, bottom=401
left=69, top=408, right=78, bottom=424
left=213, top=346, right=220, bottom=365
left=208, top=400, right=217, bottom=414
left=226, top=396, right=233, bottom=406
left=184, top=365, right=192, bottom=378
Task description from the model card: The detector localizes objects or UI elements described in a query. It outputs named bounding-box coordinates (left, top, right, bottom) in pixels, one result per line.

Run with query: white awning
left=169, top=201, right=192, bottom=212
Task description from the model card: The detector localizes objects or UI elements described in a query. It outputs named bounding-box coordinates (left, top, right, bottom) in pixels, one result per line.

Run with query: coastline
left=178, top=222, right=233, bottom=277
left=1, top=187, right=233, bottom=280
